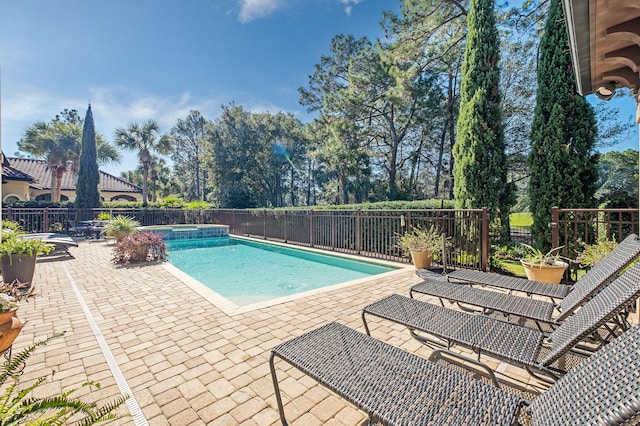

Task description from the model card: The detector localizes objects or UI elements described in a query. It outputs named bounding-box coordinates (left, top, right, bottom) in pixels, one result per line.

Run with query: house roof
left=561, top=0, right=640, bottom=96
left=1, top=162, right=34, bottom=184
left=5, top=157, right=142, bottom=194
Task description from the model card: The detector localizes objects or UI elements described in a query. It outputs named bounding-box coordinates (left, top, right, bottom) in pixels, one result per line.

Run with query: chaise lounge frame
left=411, top=234, right=640, bottom=330
left=362, top=260, right=640, bottom=383
left=418, top=234, right=640, bottom=301
left=270, top=321, right=640, bottom=425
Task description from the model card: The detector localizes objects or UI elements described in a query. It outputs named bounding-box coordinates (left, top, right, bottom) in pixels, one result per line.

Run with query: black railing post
left=309, top=210, right=314, bottom=248
left=551, top=206, right=559, bottom=249
left=482, top=207, right=489, bottom=271
left=356, top=209, right=362, bottom=254
left=331, top=212, right=336, bottom=250
left=284, top=211, right=288, bottom=243
left=43, top=207, right=49, bottom=233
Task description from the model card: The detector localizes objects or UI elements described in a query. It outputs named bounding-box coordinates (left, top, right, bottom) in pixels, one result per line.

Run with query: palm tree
left=19, top=116, right=122, bottom=202
left=18, top=121, right=79, bottom=201
left=113, top=120, right=170, bottom=205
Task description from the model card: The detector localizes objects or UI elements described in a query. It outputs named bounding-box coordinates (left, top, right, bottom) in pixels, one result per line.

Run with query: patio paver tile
left=4, top=239, right=570, bottom=424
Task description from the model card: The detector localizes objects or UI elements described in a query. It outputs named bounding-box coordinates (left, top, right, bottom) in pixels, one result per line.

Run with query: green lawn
left=493, top=259, right=527, bottom=278
left=510, top=212, right=533, bottom=227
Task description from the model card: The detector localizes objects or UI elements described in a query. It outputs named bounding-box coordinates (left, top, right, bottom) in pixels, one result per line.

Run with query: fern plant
left=0, top=333, right=128, bottom=425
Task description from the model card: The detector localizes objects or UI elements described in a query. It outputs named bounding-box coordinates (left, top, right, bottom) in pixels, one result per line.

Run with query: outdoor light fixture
left=595, top=81, right=617, bottom=101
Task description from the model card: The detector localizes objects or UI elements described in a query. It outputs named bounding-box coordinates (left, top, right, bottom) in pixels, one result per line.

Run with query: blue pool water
left=166, top=237, right=396, bottom=306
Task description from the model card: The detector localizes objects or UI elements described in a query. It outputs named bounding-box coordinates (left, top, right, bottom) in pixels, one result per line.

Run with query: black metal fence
left=551, top=207, right=639, bottom=258
left=4, top=206, right=638, bottom=270
left=2, top=207, right=491, bottom=271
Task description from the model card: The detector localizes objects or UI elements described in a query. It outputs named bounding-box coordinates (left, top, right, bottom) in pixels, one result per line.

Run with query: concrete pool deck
left=13, top=238, right=556, bottom=425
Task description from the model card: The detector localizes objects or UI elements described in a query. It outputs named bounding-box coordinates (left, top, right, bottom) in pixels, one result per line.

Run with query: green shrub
left=160, top=196, right=185, bottom=208
left=186, top=200, right=210, bottom=209
left=576, top=236, right=618, bottom=268
left=101, top=215, right=140, bottom=242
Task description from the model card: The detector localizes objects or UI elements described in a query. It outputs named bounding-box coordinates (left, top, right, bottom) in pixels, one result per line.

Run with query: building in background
left=1, top=154, right=142, bottom=203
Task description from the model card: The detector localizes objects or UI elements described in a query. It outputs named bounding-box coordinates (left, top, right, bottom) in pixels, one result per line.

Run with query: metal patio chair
left=362, top=260, right=640, bottom=383
left=270, top=321, right=640, bottom=425
left=419, top=233, right=640, bottom=302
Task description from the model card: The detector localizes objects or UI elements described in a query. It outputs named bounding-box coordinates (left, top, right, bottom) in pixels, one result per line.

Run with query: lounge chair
left=420, top=233, right=640, bottom=301
left=270, top=321, right=640, bottom=425
left=22, top=233, right=78, bottom=257
left=410, top=234, right=640, bottom=328
left=361, top=260, right=640, bottom=382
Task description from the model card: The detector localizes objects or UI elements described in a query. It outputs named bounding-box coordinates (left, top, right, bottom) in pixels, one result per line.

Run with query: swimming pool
left=165, top=237, right=399, bottom=309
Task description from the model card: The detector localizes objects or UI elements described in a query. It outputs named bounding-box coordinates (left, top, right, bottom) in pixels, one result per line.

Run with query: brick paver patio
left=11, top=239, right=550, bottom=425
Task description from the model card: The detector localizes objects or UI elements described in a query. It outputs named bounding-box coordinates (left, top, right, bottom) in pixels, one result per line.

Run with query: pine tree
left=453, top=0, right=514, bottom=241
left=75, top=104, right=101, bottom=208
left=529, top=0, right=598, bottom=250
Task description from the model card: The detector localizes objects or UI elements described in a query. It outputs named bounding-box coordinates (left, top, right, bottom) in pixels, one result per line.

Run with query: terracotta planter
left=0, top=308, right=23, bottom=353
left=520, top=260, right=568, bottom=284
left=113, top=231, right=128, bottom=243
left=1, top=253, right=37, bottom=288
left=410, top=250, right=434, bottom=269
left=130, top=244, right=149, bottom=262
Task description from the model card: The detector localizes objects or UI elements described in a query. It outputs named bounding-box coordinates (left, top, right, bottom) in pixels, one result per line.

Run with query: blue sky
left=0, top=0, right=399, bottom=176
left=0, top=0, right=637, bottom=178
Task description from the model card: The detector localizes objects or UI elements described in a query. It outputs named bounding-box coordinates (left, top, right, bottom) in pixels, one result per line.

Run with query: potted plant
left=112, top=232, right=167, bottom=265
left=0, top=232, right=54, bottom=288
left=0, top=293, right=21, bottom=353
left=397, top=226, right=443, bottom=269
left=520, top=244, right=569, bottom=284
left=101, top=215, right=140, bottom=243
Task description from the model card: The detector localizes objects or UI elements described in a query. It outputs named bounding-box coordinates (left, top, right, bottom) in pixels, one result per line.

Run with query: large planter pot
left=130, top=244, right=150, bottom=262
left=113, top=231, right=128, bottom=243
left=1, top=253, right=38, bottom=288
left=520, top=260, right=568, bottom=284
left=410, top=249, right=434, bottom=269
left=0, top=308, right=23, bottom=353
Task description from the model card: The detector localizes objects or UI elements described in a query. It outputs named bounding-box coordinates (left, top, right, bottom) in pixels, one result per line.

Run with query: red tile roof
left=5, top=157, right=142, bottom=194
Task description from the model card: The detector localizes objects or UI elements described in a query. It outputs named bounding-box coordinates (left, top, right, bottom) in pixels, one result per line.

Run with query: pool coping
left=162, top=234, right=412, bottom=316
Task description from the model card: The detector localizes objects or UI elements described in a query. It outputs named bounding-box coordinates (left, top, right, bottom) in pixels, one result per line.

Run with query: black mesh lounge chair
left=362, top=260, right=640, bottom=382
left=410, top=234, right=640, bottom=328
left=419, top=233, right=640, bottom=301
left=270, top=321, right=640, bottom=425
left=22, top=233, right=78, bottom=257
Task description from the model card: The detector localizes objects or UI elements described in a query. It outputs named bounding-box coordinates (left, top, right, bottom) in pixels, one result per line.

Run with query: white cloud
left=340, top=0, right=361, bottom=16
left=238, top=0, right=284, bottom=23
left=0, top=82, right=222, bottom=175
left=237, top=0, right=362, bottom=23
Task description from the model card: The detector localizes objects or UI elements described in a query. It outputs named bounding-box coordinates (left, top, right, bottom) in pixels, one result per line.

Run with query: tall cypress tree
left=453, top=0, right=514, bottom=241
left=75, top=104, right=101, bottom=208
left=529, top=0, right=598, bottom=250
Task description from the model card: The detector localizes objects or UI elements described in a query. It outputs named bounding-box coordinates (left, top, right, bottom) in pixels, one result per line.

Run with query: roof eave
left=562, top=0, right=594, bottom=95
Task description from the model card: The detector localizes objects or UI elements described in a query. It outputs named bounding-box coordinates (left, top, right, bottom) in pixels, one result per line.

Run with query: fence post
left=263, top=209, right=267, bottom=239
left=309, top=210, right=314, bottom=248
left=482, top=208, right=489, bottom=271
left=551, top=206, right=559, bottom=249
left=43, top=207, right=49, bottom=233
left=356, top=209, right=362, bottom=254
left=331, top=212, right=336, bottom=250
left=284, top=211, right=288, bottom=243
